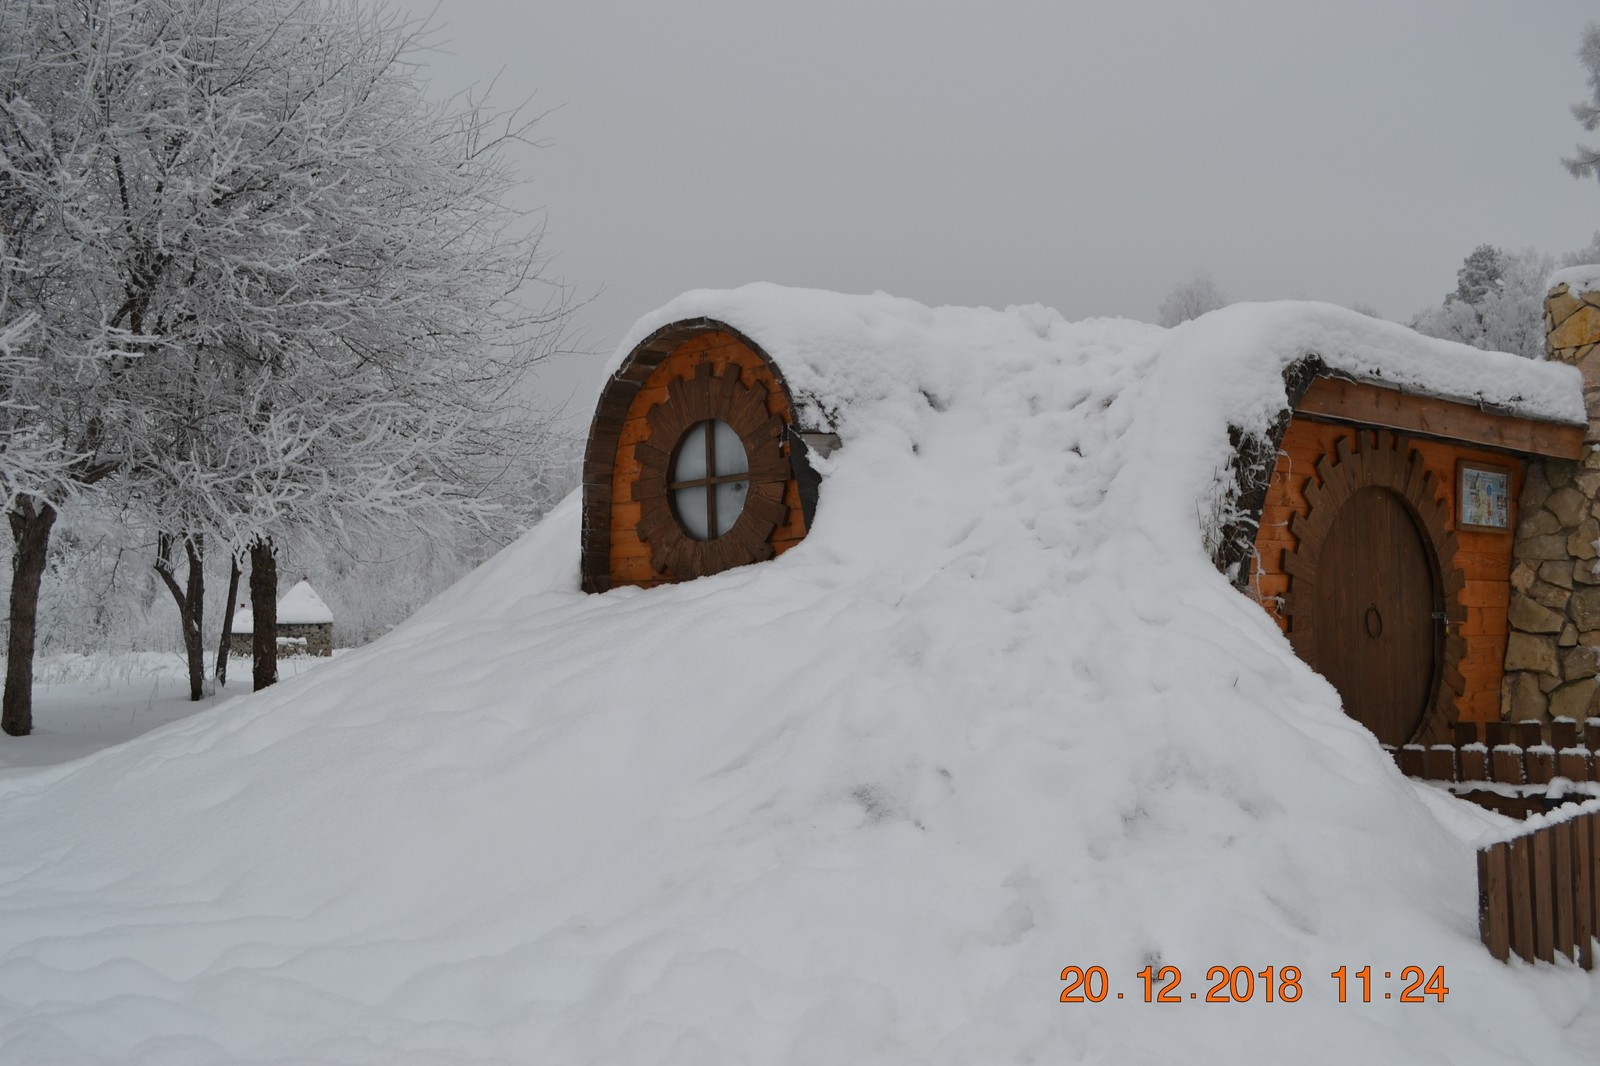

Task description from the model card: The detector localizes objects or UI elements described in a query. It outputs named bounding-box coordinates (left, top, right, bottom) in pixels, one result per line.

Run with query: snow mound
left=604, top=283, right=1584, bottom=431
left=0, top=288, right=1594, bottom=1064
left=231, top=579, right=334, bottom=634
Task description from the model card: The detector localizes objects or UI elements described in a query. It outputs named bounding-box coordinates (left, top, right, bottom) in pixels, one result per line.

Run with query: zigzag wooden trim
left=581, top=319, right=805, bottom=593
left=1281, top=429, right=1466, bottom=745
left=633, top=361, right=791, bottom=581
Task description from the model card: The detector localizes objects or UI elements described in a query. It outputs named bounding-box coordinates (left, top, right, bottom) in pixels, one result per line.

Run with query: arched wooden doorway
left=1279, top=431, right=1467, bottom=745
left=1310, top=486, right=1440, bottom=745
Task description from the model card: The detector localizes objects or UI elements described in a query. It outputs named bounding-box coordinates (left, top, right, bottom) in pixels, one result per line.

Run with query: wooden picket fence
left=1476, top=805, right=1600, bottom=968
left=1382, top=718, right=1600, bottom=967
left=1387, top=717, right=1600, bottom=818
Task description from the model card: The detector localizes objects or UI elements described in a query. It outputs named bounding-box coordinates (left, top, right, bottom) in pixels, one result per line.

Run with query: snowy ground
left=0, top=653, right=338, bottom=773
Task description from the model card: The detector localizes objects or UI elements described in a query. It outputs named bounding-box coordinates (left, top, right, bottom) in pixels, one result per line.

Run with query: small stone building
left=230, top=578, right=335, bottom=657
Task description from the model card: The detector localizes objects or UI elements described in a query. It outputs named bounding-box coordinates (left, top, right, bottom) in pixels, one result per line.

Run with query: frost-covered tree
left=1412, top=246, right=1554, bottom=360
left=1560, top=230, right=1600, bottom=269
left=1450, top=244, right=1504, bottom=305
left=0, top=317, right=83, bottom=513
left=0, top=4, right=132, bottom=733
left=1563, top=22, right=1600, bottom=182
left=0, top=0, right=571, bottom=727
left=1156, top=272, right=1229, bottom=327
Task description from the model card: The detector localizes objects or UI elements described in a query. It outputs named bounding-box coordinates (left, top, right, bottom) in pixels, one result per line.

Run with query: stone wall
left=1503, top=278, right=1600, bottom=721
left=1504, top=460, right=1600, bottom=719
left=228, top=622, right=333, bottom=658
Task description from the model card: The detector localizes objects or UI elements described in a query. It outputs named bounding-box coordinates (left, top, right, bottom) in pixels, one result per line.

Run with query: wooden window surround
left=582, top=318, right=813, bottom=593
left=632, top=362, right=791, bottom=579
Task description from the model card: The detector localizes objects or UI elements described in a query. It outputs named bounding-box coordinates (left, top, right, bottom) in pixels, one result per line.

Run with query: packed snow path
left=0, top=289, right=1595, bottom=1064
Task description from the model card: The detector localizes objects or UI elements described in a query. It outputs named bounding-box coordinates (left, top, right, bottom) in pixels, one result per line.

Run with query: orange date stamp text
left=1058, top=964, right=1449, bottom=1003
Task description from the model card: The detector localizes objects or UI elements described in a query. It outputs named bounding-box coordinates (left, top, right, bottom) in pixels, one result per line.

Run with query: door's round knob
left=1364, top=605, right=1383, bottom=638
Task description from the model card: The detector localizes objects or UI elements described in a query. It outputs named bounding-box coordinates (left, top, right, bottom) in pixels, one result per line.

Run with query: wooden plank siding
left=1249, top=416, right=1523, bottom=725
left=608, top=331, right=808, bottom=588
left=1296, top=377, right=1585, bottom=461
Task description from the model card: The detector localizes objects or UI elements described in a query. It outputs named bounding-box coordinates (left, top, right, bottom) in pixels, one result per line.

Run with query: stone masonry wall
left=228, top=622, right=333, bottom=658
left=1503, top=279, right=1600, bottom=721
left=1505, top=459, right=1599, bottom=720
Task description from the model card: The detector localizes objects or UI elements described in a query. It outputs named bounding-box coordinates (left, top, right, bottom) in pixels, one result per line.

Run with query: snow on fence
left=1387, top=718, right=1600, bottom=819
left=1476, top=804, right=1600, bottom=969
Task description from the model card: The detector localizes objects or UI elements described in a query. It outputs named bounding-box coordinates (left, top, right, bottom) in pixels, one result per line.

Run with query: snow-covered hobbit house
left=1227, top=269, right=1600, bottom=747
left=1222, top=309, right=1581, bottom=747
left=230, top=579, right=336, bottom=657
left=582, top=282, right=1600, bottom=754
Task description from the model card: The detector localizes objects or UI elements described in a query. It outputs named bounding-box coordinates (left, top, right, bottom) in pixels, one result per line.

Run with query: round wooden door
left=1311, top=486, right=1440, bottom=746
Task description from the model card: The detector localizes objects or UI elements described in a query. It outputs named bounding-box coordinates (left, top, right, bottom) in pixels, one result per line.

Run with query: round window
left=669, top=420, right=749, bottom=539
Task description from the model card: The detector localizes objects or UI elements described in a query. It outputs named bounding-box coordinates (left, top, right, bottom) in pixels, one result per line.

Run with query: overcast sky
left=410, top=0, right=1600, bottom=419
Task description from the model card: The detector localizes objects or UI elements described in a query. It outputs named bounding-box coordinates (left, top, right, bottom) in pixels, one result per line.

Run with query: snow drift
left=0, top=286, right=1595, bottom=1064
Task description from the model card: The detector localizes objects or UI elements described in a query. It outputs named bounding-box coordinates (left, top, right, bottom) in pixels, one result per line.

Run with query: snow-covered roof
left=277, top=580, right=334, bottom=625
left=602, top=283, right=1585, bottom=434
left=1, top=287, right=1594, bottom=1063
left=230, top=579, right=333, bottom=634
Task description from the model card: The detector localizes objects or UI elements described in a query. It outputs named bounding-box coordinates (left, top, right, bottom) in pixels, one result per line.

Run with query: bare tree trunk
left=249, top=538, right=277, bottom=691
left=215, top=555, right=241, bottom=685
left=3, top=498, right=58, bottom=737
left=154, top=532, right=207, bottom=702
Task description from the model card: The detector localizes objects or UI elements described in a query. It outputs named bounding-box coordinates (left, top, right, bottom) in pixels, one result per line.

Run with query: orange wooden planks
left=1296, top=377, right=1584, bottom=460
left=1250, top=416, right=1523, bottom=728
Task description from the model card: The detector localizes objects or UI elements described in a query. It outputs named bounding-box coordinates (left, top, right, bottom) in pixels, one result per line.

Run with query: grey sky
left=412, top=1, right=1600, bottom=419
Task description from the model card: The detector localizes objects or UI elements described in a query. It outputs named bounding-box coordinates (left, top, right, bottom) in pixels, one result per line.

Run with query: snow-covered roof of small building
left=230, top=579, right=333, bottom=634
left=602, top=283, right=1585, bottom=433
left=278, top=580, right=334, bottom=625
